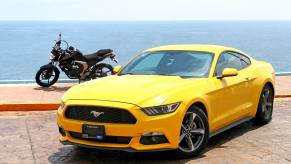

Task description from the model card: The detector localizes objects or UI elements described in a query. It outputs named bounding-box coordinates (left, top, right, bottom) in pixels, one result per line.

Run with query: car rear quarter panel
left=248, top=60, right=275, bottom=115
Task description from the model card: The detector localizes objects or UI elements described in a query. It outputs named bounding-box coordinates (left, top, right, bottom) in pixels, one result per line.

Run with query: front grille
left=69, top=132, right=132, bottom=144
left=65, top=106, right=137, bottom=124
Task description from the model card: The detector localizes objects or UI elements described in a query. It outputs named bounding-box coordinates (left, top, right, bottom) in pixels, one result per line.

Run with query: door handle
left=245, top=77, right=250, bottom=81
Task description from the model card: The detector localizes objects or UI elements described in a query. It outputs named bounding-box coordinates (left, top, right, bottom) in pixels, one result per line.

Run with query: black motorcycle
left=35, top=34, right=118, bottom=87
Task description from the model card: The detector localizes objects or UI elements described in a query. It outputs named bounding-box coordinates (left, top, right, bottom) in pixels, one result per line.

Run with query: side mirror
left=113, top=65, right=123, bottom=74
left=217, top=68, right=238, bottom=79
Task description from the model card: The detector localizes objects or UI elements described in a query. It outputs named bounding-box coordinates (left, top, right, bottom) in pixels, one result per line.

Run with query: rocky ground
left=0, top=99, right=291, bottom=164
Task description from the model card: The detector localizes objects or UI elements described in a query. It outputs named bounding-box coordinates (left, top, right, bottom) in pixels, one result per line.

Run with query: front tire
left=174, top=106, right=209, bottom=158
left=254, top=84, right=274, bottom=125
left=35, top=67, right=59, bottom=87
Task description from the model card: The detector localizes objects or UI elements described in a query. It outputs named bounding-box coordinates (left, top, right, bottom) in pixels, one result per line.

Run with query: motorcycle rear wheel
left=35, top=67, right=59, bottom=87
left=92, top=63, right=114, bottom=79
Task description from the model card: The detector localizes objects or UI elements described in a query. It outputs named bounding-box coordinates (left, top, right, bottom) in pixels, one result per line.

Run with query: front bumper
left=60, top=140, right=173, bottom=152
left=57, top=99, right=185, bottom=151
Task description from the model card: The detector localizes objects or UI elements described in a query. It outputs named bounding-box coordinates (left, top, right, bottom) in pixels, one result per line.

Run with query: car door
left=231, top=52, right=257, bottom=114
left=209, top=52, right=250, bottom=130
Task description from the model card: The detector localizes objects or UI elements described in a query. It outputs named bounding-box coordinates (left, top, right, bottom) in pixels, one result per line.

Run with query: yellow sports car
left=57, top=45, right=275, bottom=157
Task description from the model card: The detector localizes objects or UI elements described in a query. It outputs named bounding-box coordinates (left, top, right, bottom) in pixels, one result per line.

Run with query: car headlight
left=141, top=102, right=181, bottom=116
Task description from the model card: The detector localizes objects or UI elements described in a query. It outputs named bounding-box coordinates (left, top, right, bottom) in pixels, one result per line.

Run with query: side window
left=228, top=52, right=251, bottom=69
left=215, top=52, right=242, bottom=76
left=239, top=54, right=251, bottom=68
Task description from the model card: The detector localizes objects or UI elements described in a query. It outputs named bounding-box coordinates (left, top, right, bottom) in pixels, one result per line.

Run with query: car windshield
left=119, top=51, right=214, bottom=78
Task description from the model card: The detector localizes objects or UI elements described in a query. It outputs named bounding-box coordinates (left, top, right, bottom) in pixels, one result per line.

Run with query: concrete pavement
left=0, top=99, right=291, bottom=163
left=0, top=83, right=75, bottom=111
left=275, top=76, right=291, bottom=96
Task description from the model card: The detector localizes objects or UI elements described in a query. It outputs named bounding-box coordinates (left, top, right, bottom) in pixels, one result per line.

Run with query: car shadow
left=48, top=120, right=261, bottom=163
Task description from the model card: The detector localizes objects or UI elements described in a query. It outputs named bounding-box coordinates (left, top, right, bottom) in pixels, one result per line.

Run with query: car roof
left=144, top=44, right=245, bottom=55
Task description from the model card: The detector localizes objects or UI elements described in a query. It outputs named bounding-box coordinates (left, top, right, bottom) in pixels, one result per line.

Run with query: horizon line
left=0, top=19, right=290, bottom=22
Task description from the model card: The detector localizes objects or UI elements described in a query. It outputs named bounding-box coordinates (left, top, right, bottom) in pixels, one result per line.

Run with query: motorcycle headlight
left=49, top=53, right=55, bottom=60
left=141, top=102, right=181, bottom=116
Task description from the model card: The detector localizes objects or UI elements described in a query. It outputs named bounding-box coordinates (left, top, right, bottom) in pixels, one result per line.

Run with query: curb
left=0, top=103, right=60, bottom=111
left=275, top=95, right=291, bottom=98
left=0, top=95, right=291, bottom=111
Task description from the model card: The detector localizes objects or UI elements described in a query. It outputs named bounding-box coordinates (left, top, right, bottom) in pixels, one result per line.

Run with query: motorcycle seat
left=96, top=49, right=112, bottom=57
left=83, top=49, right=112, bottom=66
left=82, top=53, right=100, bottom=67
left=84, top=53, right=100, bottom=62
left=84, top=49, right=112, bottom=60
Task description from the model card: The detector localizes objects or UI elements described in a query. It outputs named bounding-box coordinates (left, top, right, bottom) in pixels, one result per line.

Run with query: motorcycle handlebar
left=56, top=40, right=61, bottom=46
left=55, top=33, right=62, bottom=46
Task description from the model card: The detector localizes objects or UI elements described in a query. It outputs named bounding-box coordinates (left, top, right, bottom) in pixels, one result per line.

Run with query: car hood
left=63, top=75, right=207, bottom=107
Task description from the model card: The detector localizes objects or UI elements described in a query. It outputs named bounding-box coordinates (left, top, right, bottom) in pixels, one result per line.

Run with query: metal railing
left=275, top=72, right=291, bottom=76
left=0, top=79, right=78, bottom=84
left=0, top=72, right=290, bottom=84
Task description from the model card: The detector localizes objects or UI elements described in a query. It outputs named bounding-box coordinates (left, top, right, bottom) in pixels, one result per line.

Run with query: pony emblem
left=90, top=111, right=104, bottom=118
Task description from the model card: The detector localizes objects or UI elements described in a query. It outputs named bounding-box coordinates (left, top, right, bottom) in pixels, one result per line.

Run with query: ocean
left=0, top=21, right=290, bottom=80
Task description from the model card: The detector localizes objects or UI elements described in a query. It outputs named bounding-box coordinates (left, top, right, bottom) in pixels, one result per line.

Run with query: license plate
left=82, top=124, right=105, bottom=140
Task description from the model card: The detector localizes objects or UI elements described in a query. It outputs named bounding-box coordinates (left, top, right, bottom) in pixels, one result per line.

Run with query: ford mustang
left=57, top=45, right=275, bottom=157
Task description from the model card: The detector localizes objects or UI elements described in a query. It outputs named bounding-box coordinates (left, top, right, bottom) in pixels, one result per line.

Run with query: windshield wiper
left=119, top=72, right=135, bottom=76
left=154, top=73, right=179, bottom=77
left=119, top=72, right=181, bottom=77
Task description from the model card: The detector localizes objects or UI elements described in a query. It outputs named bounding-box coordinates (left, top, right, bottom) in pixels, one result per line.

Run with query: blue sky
left=0, top=0, right=290, bottom=21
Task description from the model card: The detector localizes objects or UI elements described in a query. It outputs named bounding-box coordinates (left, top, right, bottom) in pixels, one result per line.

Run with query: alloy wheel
left=94, top=66, right=113, bottom=78
left=100, top=67, right=112, bottom=76
left=40, top=70, right=55, bottom=85
left=179, top=112, right=206, bottom=153
left=261, top=88, right=273, bottom=119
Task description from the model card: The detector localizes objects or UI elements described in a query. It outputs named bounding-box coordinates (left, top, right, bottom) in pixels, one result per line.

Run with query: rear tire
left=91, top=63, right=114, bottom=79
left=253, top=84, right=274, bottom=125
left=174, top=106, right=209, bottom=158
left=35, top=67, right=59, bottom=87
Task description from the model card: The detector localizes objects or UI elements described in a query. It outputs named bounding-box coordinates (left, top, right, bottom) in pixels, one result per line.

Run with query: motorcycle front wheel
left=35, top=67, right=59, bottom=87
left=92, top=63, right=114, bottom=79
